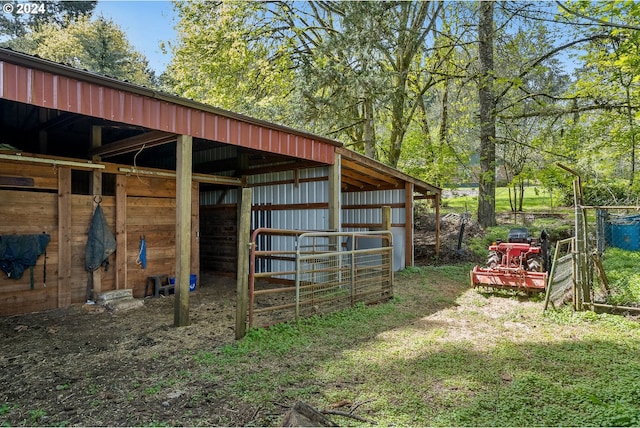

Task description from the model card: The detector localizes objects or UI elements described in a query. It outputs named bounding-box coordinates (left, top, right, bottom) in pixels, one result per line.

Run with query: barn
left=0, top=48, right=441, bottom=330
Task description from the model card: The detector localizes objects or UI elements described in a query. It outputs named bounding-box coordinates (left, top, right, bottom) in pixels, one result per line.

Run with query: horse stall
left=0, top=157, right=198, bottom=316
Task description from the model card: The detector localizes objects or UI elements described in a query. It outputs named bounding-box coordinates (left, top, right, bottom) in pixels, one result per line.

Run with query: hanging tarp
left=85, top=204, right=116, bottom=301
left=0, top=233, right=50, bottom=279
left=85, top=204, right=116, bottom=272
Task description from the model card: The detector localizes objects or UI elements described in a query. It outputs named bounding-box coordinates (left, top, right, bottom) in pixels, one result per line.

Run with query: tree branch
left=556, top=2, right=640, bottom=31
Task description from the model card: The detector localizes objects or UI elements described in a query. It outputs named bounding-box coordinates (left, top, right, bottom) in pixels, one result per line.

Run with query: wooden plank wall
left=0, top=163, right=59, bottom=315
left=200, top=205, right=237, bottom=274
left=0, top=160, right=200, bottom=314
left=70, top=195, right=116, bottom=304
left=126, top=175, right=177, bottom=298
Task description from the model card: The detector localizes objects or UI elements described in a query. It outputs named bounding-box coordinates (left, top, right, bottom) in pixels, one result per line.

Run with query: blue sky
left=94, top=0, right=177, bottom=75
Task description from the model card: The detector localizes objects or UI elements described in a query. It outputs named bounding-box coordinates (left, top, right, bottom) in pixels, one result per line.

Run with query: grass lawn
left=600, top=247, right=640, bottom=305
left=193, top=265, right=640, bottom=426
left=444, top=186, right=562, bottom=214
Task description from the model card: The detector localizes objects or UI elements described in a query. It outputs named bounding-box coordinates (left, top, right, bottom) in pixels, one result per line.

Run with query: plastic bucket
left=168, top=275, right=197, bottom=292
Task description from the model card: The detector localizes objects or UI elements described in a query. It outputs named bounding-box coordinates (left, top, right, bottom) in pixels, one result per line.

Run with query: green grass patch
left=183, top=268, right=640, bottom=426
left=601, top=247, right=640, bottom=305
left=444, top=186, right=558, bottom=214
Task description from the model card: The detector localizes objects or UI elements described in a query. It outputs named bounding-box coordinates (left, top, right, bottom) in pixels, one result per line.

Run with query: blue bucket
left=168, top=274, right=197, bottom=292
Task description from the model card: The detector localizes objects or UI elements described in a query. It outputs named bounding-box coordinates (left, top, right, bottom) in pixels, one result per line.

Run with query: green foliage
left=2, top=15, right=155, bottom=86
left=559, top=180, right=640, bottom=206
left=0, top=0, right=95, bottom=38
left=166, top=1, right=295, bottom=121
left=28, top=409, right=46, bottom=424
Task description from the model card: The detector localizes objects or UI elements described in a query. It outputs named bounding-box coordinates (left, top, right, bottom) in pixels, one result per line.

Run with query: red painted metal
left=471, top=266, right=547, bottom=291
left=0, top=60, right=336, bottom=164
left=470, top=242, right=548, bottom=292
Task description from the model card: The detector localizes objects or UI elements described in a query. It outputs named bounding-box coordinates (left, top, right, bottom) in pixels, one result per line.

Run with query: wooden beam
left=91, top=126, right=102, bottom=296
left=337, top=147, right=441, bottom=194
left=90, top=130, right=177, bottom=158
left=57, top=167, right=71, bottom=308
left=382, top=206, right=394, bottom=275
left=342, top=168, right=389, bottom=188
left=340, top=175, right=366, bottom=190
left=174, top=135, right=192, bottom=327
left=191, top=181, right=200, bottom=291
left=115, top=175, right=127, bottom=290
left=328, top=154, right=341, bottom=231
left=342, top=158, right=402, bottom=186
left=405, top=182, right=414, bottom=267
left=382, top=206, right=391, bottom=231
left=435, top=192, right=441, bottom=256
left=236, top=187, right=252, bottom=339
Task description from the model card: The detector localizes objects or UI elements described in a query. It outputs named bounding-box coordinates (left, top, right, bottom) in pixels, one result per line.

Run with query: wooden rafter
left=342, top=158, right=402, bottom=187
left=89, top=130, right=177, bottom=158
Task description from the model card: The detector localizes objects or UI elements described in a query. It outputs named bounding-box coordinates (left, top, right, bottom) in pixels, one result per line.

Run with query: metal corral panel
left=0, top=60, right=336, bottom=164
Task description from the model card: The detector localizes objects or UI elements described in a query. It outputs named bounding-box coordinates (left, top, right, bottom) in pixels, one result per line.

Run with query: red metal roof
left=0, top=49, right=337, bottom=164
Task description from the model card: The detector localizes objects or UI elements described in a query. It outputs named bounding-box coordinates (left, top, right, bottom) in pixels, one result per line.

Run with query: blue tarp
left=0, top=233, right=50, bottom=279
left=85, top=204, right=116, bottom=272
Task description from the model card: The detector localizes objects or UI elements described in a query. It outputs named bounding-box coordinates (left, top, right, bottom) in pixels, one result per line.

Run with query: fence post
left=236, top=187, right=252, bottom=339
left=382, top=206, right=394, bottom=290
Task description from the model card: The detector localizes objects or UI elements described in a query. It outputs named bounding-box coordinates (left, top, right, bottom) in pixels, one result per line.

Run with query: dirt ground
left=0, top=215, right=492, bottom=427
left=0, top=264, right=475, bottom=427
left=0, top=273, right=245, bottom=426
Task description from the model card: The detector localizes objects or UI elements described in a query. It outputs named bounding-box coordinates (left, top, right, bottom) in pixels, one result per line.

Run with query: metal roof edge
left=0, top=47, right=343, bottom=148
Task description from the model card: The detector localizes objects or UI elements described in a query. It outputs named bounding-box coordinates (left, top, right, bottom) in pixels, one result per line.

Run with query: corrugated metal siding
left=0, top=61, right=335, bottom=164
left=342, top=188, right=407, bottom=271
left=193, top=145, right=239, bottom=166
left=200, top=188, right=239, bottom=205
left=342, top=188, right=405, bottom=225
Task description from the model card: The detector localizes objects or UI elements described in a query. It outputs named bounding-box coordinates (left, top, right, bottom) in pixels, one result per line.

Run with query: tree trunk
left=626, top=86, right=636, bottom=185
left=518, top=179, right=524, bottom=212
left=363, top=96, right=377, bottom=159
left=477, top=0, right=497, bottom=227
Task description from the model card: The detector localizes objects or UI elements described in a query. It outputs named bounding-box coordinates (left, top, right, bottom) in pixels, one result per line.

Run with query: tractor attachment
left=471, top=228, right=549, bottom=293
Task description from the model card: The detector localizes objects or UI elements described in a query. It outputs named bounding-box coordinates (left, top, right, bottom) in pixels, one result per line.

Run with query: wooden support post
left=328, top=154, right=341, bottom=231
left=57, top=167, right=72, bottom=308
left=236, top=187, right=252, bottom=339
left=328, top=155, right=341, bottom=285
left=382, top=206, right=391, bottom=231
left=435, top=192, right=441, bottom=257
left=115, top=175, right=127, bottom=290
left=405, top=182, right=414, bottom=267
left=91, top=126, right=103, bottom=296
left=174, top=134, right=192, bottom=327
left=191, top=181, right=200, bottom=288
left=382, top=205, right=394, bottom=287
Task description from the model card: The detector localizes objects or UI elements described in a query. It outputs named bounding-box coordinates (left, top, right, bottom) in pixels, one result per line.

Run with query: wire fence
left=544, top=238, right=575, bottom=310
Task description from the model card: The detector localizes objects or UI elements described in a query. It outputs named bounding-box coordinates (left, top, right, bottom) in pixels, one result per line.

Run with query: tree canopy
left=4, top=0, right=639, bottom=223
left=0, top=1, right=155, bottom=86
left=162, top=0, right=640, bottom=224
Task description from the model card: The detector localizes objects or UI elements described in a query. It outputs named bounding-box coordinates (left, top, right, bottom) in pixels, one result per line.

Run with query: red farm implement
left=471, top=228, right=550, bottom=293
